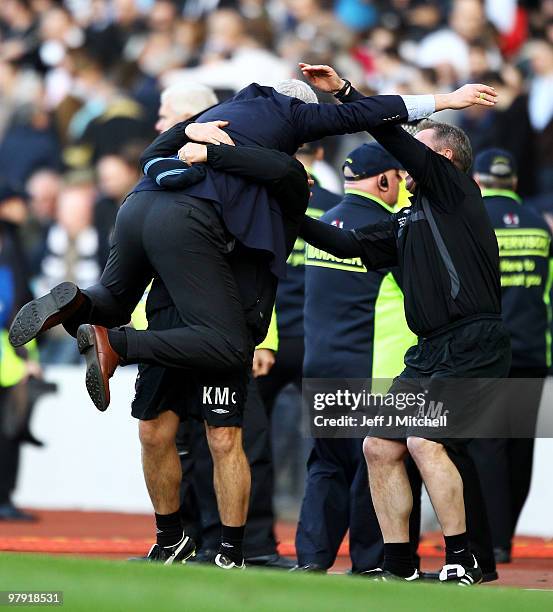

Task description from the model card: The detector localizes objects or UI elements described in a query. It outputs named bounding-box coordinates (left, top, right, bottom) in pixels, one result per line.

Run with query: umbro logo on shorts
left=212, top=408, right=230, bottom=414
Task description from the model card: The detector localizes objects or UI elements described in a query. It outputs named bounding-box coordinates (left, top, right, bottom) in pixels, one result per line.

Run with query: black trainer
left=289, top=563, right=326, bottom=573
left=361, top=568, right=420, bottom=582
left=9, top=282, right=84, bottom=347
left=140, top=535, right=196, bottom=565
left=439, top=555, right=483, bottom=586
left=214, top=553, right=246, bottom=570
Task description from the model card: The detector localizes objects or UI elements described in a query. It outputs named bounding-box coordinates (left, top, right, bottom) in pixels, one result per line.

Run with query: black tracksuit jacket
left=301, top=88, right=502, bottom=338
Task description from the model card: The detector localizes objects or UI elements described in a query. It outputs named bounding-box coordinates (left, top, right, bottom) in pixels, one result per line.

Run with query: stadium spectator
left=23, top=168, right=62, bottom=277
left=162, top=8, right=291, bottom=93
left=62, top=49, right=154, bottom=168
left=0, top=180, right=40, bottom=522
left=94, top=149, right=141, bottom=267
left=0, top=102, right=62, bottom=186
left=417, top=0, right=501, bottom=82
left=470, top=149, right=552, bottom=564
left=35, top=176, right=99, bottom=363
left=527, top=38, right=553, bottom=193
left=458, top=70, right=538, bottom=197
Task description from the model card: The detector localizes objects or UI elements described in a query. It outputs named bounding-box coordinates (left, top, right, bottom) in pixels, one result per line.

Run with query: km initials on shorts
left=202, top=386, right=237, bottom=405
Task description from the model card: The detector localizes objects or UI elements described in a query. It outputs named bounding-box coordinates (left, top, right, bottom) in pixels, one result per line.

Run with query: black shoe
left=421, top=568, right=497, bottom=583
left=361, top=568, right=420, bottom=582
left=245, top=553, right=296, bottom=570
left=187, top=548, right=217, bottom=564
left=9, top=282, right=83, bottom=347
left=214, top=553, right=245, bottom=570
left=439, top=555, right=483, bottom=586
left=138, top=536, right=196, bottom=565
left=0, top=502, right=38, bottom=522
left=494, top=547, right=512, bottom=564
left=290, top=563, right=326, bottom=573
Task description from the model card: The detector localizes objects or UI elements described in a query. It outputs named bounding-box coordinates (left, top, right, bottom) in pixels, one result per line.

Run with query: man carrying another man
left=10, top=74, right=498, bottom=571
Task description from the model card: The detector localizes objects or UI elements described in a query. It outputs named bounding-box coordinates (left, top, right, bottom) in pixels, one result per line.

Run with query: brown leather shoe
left=77, top=324, right=121, bottom=412
left=9, top=282, right=85, bottom=347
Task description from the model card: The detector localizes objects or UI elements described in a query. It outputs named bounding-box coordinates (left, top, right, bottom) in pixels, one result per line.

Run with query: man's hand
left=299, top=63, right=344, bottom=94
left=184, top=120, right=235, bottom=146
left=252, top=349, right=275, bottom=378
left=179, top=142, right=208, bottom=165
left=435, top=84, right=498, bottom=111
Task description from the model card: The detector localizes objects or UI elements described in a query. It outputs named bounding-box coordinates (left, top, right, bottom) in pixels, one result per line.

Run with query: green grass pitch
left=0, top=553, right=551, bottom=612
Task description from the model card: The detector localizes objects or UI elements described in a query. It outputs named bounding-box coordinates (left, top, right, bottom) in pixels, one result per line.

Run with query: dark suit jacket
left=138, top=83, right=409, bottom=277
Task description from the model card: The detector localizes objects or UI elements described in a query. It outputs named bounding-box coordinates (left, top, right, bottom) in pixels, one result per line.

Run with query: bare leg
left=363, top=437, right=411, bottom=542
left=407, top=437, right=466, bottom=536
left=205, top=425, right=251, bottom=526
left=139, top=410, right=181, bottom=513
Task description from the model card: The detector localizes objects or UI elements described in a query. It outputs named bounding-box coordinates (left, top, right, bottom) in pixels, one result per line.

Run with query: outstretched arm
left=340, top=87, right=473, bottom=204
left=296, top=63, right=497, bottom=145
left=300, top=215, right=398, bottom=270
left=291, top=94, right=418, bottom=144
left=299, top=63, right=498, bottom=200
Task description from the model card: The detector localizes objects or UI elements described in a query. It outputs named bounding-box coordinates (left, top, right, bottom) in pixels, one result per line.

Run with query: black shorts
left=131, top=305, right=249, bottom=427
left=369, top=315, right=512, bottom=446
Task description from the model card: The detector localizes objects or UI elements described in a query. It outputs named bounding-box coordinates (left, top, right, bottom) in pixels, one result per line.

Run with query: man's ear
left=441, top=148, right=454, bottom=162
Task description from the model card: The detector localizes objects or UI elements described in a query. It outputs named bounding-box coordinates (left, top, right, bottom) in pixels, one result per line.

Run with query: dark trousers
left=295, top=437, right=422, bottom=572
left=78, top=191, right=250, bottom=372
left=257, top=336, right=303, bottom=413
left=469, top=366, right=547, bottom=551
left=295, top=438, right=496, bottom=575
left=177, top=378, right=277, bottom=558
left=0, top=388, right=19, bottom=504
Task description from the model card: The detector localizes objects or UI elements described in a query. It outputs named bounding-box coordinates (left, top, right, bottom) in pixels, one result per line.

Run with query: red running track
left=1, top=510, right=552, bottom=589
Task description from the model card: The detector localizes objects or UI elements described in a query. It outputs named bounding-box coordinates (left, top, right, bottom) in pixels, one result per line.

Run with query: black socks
left=155, top=511, right=184, bottom=548
left=382, top=542, right=416, bottom=577
left=444, top=532, right=473, bottom=567
left=382, top=535, right=472, bottom=576
left=219, top=525, right=245, bottom=564
left=107, top=328, right=127, bottom=359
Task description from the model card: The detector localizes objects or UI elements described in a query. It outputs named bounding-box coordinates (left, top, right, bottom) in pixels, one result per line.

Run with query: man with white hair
left=149, top=81, right=292, bottom=569
left=155, top=83, right=218, bottom=134
left=11, top=74, right=495, bottom=569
